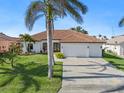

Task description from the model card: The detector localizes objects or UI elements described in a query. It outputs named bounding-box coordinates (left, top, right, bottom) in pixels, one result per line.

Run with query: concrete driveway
left=58, top=58, right=124, bottom=93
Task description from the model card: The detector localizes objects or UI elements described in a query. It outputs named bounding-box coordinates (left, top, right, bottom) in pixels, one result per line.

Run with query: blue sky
left=0, top=0, right=124, bottom=38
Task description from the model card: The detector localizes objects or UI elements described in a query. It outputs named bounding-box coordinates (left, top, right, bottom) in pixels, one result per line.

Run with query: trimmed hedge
left=55, top=52, right=64, bottom=59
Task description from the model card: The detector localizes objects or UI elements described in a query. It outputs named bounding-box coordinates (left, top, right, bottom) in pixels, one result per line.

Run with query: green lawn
left=0, top=54, right=63, bottom=93
left=103, top=52, right=124, bottom=71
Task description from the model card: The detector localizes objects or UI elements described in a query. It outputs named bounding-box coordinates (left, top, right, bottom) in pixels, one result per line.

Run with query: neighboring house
left=22, top=30, right=105, bottom=57
left=0, top=33, right=19, bottom=53
left=104, top=35, right=124, bottom=56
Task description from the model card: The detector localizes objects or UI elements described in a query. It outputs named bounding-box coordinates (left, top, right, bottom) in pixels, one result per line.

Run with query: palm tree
left=25, top=0, right=88, bottom=79
left=98, top=34, right=102, bottom=39
left=119, top=17, right=124, bottom=27
left=19, top=34, right=35, bottom=53
left=70, top=26, right=88, bottom=34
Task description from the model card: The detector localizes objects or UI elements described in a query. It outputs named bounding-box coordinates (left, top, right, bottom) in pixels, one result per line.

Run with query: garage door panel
left=89, top=44, right=102, bottom=57
left=61, top=43, right=89, bottom=57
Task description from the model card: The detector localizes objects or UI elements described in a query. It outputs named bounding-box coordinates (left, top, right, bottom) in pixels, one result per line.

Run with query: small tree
left=98, top=34, right=102, bottom=38
left=19, top=34, right=35, bottom=53
left=0, top=53, right=6, bottom=66
left=0, top=52, right=17, bottom=68
left=71, top=26, right=88, bottom=34
left=6, top=52, right=17, bottom=68
left=9, top=43, right=22, bottom=54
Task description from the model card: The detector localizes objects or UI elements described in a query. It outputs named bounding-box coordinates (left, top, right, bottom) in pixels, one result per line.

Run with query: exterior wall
left=22, top=41, right=103, bottom=57
left=120, top=43, right=124, bottom=56
left=61, top=43, right=103, bottom=57
left=104, top=44, right=121, bottom=55
left=21, top=40, right=60, bottom=53
left=21, top=42, right=42, bottom=53
left=21, top=42, right=27, bottom=53
left=33, top=42, right=42, bottom=53
left=40, top=40, right=60, bottom=53
left=0, top=38, right=16, bottom=52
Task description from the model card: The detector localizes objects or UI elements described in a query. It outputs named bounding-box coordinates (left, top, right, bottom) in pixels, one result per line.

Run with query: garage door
left=61, top=43, right=89, bottom=57
left=89, top=44, right=102, bottom=57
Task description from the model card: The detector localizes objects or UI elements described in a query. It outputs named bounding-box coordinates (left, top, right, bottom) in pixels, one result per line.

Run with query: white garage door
left=61, top=43, right=89, bottom=57
left=89, top=44, right=102, bottom=57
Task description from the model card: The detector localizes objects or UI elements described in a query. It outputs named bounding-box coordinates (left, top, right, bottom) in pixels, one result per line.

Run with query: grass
left=103, top=52, right=124, bottom=71
left=0, top=54, right=63, bottom=93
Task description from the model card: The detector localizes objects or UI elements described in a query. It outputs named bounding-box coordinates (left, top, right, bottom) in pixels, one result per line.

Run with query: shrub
left=0, top=52, right=17, bottom=67
left=9, top=43, right=22, bottom=54
left=55, top=52, right=64, bottom=59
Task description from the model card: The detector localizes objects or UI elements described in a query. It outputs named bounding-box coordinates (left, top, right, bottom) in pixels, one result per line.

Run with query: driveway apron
left=58, top=58, right=124, bottom=93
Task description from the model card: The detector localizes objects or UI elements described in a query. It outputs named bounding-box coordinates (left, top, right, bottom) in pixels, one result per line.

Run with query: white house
left=22, top=30, right=105, bottom=57
left=104, top=35, right=124, bottom=56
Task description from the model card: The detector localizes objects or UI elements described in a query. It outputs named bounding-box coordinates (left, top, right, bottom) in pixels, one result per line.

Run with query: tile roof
left=107, top=35, right=124, bottom=44
left=32, top=30, right=105, bottom=43
left=0, top=33, right=19, bottom=42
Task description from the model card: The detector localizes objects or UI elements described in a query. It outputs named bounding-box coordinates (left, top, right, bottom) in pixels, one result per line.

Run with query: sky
left=0, top=0, right=124, bottom=38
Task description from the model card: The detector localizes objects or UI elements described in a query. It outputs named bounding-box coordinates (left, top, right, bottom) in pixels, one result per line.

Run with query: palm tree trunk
left=46, top=15, right=55, bottom=66
left=24, top=41, right=27, bottom=53
left=52, top=19, right=55, bottom=65
left=47, top=19, right=53, bottom=79
left=47, top=5, right=53, bottom=79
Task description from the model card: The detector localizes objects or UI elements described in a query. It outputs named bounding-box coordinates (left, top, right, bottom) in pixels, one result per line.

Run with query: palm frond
left=64, top=1, right=83, bottom=23
left=25, top=0, right=88, bottom=30
left=69, top=0, right=88, bottom=14
left=119, top=17, right=124, bottom=27
left=52, top=0, right=87, bottom=24
left=25, top=1, right=45, bottom=31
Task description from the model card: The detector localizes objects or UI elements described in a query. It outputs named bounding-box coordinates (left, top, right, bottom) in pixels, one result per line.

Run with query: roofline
left=31, top=30, right=105, bottom=43
left=60, top=42, right=105, bottom=43
left=33, top=39, right=105, bottom=43
left=106, top=43, right=120, bottom=45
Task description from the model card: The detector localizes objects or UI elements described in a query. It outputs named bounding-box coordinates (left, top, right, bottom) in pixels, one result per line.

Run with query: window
left=54, top=43, right=60, bottom=52
left=43, top=43, right=47, bottom=53
left=42, top=42, right=60, bottom=52
left=28, top=43, right=33, bottom=52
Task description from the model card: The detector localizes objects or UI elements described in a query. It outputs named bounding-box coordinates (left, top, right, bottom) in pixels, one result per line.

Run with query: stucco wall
left=120, top=43, right=124, bottom=56
left=104, top=44, right=121, bottom=55
left=0, top=38, right=16, bottom=52
left=22, top=41, right=103, bottom=57
left=21, top=40, right=60, bottom=53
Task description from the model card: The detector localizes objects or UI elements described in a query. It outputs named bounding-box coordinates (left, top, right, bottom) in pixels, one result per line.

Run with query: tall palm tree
left=119, top=17, right=124, bottom=27
left=25, top=0, right=87, bottom=79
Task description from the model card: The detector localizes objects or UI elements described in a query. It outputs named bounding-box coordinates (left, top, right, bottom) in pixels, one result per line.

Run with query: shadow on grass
left=0, top=62, right=48, bottom=93
left=108, top=61, right=124, bottom=70
left=103, top=52, right=123, bottom=60
left=103, top=52, right=124, bottom=70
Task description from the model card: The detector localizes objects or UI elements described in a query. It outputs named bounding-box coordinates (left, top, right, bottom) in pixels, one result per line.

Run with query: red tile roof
left=0, top=33, right=19, bottom=42
left=32, top=30, right=105, bottom=43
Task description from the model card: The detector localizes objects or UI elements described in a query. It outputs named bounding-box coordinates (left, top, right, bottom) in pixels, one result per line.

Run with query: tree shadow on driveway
left=101, top=84, right=124, bottom=93
left=0, top=62, right=48, bottom=93
left=63, top=72, right=124, bottom=92
left=63, top=72, right=124, bottom=80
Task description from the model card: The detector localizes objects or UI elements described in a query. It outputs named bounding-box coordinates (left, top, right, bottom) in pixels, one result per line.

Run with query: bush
left=0, top=52, right=17, bottom=67
left=55, top=52, right=64, bottom=59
